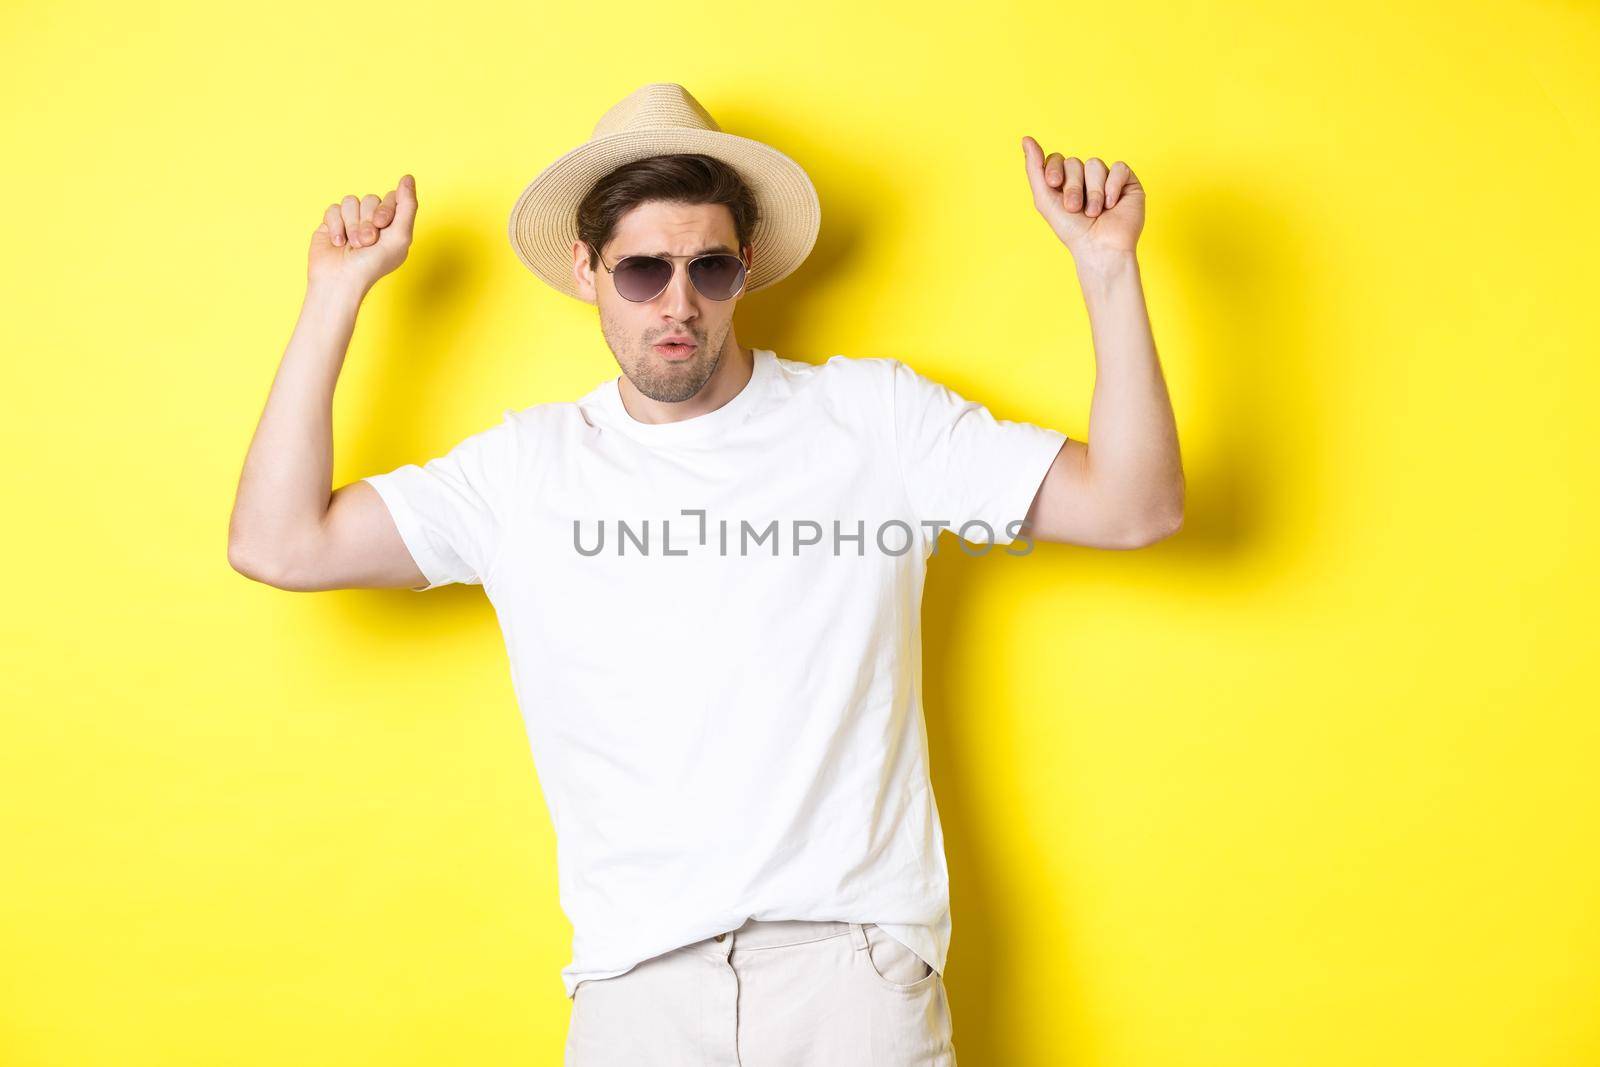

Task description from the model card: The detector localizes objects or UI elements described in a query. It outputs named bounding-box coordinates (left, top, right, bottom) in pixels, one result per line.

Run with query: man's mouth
left=653, top=340, right=698, bottom=360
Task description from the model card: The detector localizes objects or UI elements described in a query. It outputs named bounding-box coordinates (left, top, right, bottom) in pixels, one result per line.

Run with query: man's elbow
left=1141, top=506, right=1184, bottom=546
left=1119, top=493, right=1185, bottom=548
left=228, top=538, right=289, bottom=588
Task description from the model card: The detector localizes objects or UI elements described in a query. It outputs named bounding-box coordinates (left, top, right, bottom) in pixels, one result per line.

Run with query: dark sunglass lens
left=614, top=256, right=672, bottom=301
left=689, top=255, right=746, bottom=299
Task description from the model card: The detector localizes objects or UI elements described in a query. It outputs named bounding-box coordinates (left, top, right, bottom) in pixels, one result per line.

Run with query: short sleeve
left=362, top=410, right=521, bottom=591
left=890, top=359, right=1068, bottom=547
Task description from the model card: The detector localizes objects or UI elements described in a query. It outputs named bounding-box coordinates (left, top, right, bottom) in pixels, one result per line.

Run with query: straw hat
left=507, top=82, right=821, bottom=302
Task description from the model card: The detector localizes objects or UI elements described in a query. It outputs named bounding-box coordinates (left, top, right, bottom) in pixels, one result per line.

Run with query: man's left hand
left=1021, top=136, right=1145, bottom=261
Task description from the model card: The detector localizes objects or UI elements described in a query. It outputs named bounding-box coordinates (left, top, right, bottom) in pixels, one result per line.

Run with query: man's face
left=573, top=200, right=750, bottom=404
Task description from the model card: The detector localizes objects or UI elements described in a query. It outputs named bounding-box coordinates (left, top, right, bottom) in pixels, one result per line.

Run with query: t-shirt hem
left=561, top=909, right=951, bottom=999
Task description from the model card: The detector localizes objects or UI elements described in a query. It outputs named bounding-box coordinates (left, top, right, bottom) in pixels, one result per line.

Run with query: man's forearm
left=227, top=281, right=366, bottom=579
left=1075, top=251, right=1185, bottom=532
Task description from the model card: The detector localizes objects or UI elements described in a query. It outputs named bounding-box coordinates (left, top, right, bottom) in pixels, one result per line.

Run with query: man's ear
left=572, top=239, right=598, bottom=304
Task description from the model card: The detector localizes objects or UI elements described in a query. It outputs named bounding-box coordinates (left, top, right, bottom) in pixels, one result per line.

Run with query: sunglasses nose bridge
left=656, top=258, right=698, bottom=309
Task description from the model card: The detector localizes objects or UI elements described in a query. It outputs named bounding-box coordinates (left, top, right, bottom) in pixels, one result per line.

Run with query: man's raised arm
left=226, top=174, right=427, bottom=591
left=1017, top=137, right=1185, bottom=550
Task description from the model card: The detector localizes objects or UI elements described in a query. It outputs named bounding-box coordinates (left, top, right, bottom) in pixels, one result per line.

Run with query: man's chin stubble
left=634, top=348, right=719, bottom=403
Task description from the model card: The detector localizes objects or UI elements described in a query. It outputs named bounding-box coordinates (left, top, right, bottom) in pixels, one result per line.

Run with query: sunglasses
left=592, top=245, right=749, bottom=302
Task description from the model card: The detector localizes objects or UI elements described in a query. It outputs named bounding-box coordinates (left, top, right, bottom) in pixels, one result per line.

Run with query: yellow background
left=3, top=1, right=1596, bottom=1064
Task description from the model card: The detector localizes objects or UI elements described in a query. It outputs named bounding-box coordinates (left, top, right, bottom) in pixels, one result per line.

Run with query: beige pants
left=564, top=917, right=957, bottom=1066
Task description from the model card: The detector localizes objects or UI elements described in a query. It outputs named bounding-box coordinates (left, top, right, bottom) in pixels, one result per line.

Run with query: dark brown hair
left=576, top=153, right=759, bottom=271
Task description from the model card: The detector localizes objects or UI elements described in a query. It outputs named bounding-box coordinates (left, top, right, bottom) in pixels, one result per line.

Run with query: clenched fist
left=308, top=174, right=418, bottom=294
left=1021, top=137, right=1144, bottom=261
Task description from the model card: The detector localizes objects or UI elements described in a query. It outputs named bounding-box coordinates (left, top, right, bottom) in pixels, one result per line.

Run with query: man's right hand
left=308, top=174, right=417, bottom=294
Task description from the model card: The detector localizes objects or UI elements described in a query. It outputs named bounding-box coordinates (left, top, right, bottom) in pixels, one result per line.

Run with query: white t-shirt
left=363, top=349, right=1067, bottom=999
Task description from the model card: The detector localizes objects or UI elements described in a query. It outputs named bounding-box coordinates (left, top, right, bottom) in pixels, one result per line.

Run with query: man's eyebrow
left=631, top=244, right=737, bottom=257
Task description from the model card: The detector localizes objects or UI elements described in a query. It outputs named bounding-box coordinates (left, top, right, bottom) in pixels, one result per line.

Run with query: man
left=227, top=82, right=1183, bottom=1066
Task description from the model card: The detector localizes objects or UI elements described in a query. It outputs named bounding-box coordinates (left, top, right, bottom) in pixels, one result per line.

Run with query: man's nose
left=657, top=262, right=698, bottom=319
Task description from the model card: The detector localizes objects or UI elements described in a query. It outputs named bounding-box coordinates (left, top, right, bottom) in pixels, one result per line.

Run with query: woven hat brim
left=507, top=128, right=820, bottom=302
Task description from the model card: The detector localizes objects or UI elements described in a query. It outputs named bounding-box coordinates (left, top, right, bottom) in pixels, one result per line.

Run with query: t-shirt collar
left=596, top=347, right=774, bottom=445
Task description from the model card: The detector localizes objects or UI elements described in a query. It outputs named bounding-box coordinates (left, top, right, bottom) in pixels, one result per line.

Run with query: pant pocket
left=861, top=922, right=937, bottom=991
